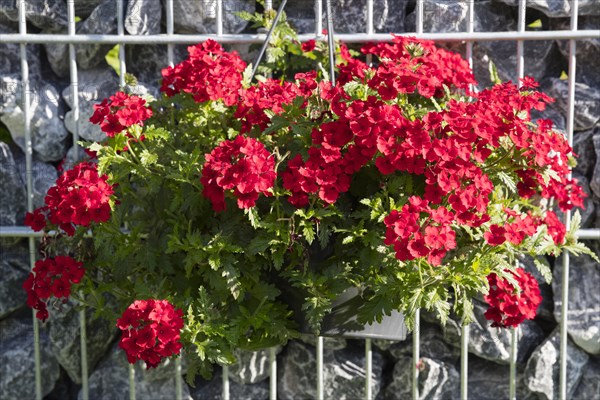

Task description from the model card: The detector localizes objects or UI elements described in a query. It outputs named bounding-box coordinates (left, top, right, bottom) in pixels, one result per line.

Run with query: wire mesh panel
left=1, top=1, right=599, bottom=399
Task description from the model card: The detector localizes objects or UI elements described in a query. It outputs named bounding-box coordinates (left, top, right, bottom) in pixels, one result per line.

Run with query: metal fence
left=1, top=0, right=599, bottom=399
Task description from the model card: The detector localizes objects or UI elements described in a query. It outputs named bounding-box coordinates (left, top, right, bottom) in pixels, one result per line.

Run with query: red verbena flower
left=43, top=162, right=114, bottom=236
left=484, top=267, right=542, bottom=328
left=90, top=92, right=153, bottom=137
left=117, top=299, right=184, bottom=368
left=200, top=135, right=276, bottom=211
left=23, top=256, right=85, bottom=322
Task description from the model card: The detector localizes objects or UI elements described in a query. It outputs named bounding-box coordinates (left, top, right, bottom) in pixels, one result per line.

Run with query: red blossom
left=201, top=135, right=276, bottom=211
left=117, top=299, right=184, bottom=369
left=484, top=268, right=542, bottom=328
left=90, top=92, right=153, bottom=138
left=301, top=39, right=316, bottom=52
left=23, top=256, right=85, bottom=321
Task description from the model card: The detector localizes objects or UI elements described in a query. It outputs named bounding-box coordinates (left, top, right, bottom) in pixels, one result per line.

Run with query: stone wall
left=1, top=1, right=599, bottom=399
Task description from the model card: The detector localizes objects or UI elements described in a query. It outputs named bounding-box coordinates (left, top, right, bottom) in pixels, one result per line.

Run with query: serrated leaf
left=208, top=254, right=221, bottom=270
left=497, top=171, right=517, bottom=194
left=533, top=258, right=552, bottom=284
left=342, top=236, right=354, bottom=245
left=222, top=264, right=241, bottom=300
left=489, top=60, right=501, bottom=85
left=139, top=149, right=158, bottom=166
left=303, top=223, right=315, bottom=244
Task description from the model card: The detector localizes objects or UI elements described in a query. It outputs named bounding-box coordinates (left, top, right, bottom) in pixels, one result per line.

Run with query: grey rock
left=189, top=367, right=269, bottom=400
left=573, top=356, right=600, bottom=400
left=474, top=40, right=557, bottom=89
left=591, top=132, right=600, bottom=198
left=388, top=323, right=460, bottom=365
left=573, top=128, right=597, bottom=178
left=468, top=356, right=535, bottom=400
left=549, top=78, right=600, bottom=132
left=494, top=0, right=600, bottom=17
left=1, top=83, right=69, bottom=162
left=0, top=245, right=29, bottom=319
left=0, top=23, right=42, bottom=83
left=74, top=0, right=105, bottom=19
left=554, top=16, right=600, bottom=88
left=137, top=353, right=187, bottom=382
left=571, top=174, right=596, bottom=229
left=229, top=347, right=282, bottom=385
left=0, top=75, right=20, bottom=115
left=0, top=142, right=26, bottom=226
left=0, top=0, right=67, bottom=30
left=406, top=0, right=515, bottom=33
left=79, top=343, right=191, bottom=400
left=13, top=152, right=58, bottom=210
left=0, top=315, right=61, bottom=398
left=442, top=300, right=545, bottom=365
left=48, top=299, right=117, bottom=384
left=62, top=66, right=119, bottom=143
left=384, top=355, right=459, bottom=400
left=287, top=0, right=405, bottom=34
left=172, top=0, right=253, bottom=34
left=76, top=0, right=118, bottom=70
left=279, top=340, right=384, bottom=400
left=125, top=44, right=189, bottom=85
left=43, top=29, right=70, bottom=78
left=525, top=328, right=589, bottom=400
left=125, top=0, right=162, bottom=35
left=553, top=250, right=600, bottom=355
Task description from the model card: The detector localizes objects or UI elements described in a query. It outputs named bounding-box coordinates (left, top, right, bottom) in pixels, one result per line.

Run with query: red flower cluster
left=384, top=197, right=457, bottom=266
left=25, top=162, right=114, bottom=236
left=160, top=39, right=246, bottom=106
left=90, top=92, right=153, bottom=137
left=484, top=268, right=542, bottom=328
left=362, top=36, right=475, bottom=98
left=235, top=78, right=302, bottom=133
left=117, top=299, right=184, bottom=368
left=23, top=256, right=85, bottom=322
left=201, top=135, right=276, bottom=211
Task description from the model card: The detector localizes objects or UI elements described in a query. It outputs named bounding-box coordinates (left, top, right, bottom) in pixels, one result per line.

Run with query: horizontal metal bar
left=1, top=226, right=599, bottom=239
left=1, top=30, right=599, bottom=45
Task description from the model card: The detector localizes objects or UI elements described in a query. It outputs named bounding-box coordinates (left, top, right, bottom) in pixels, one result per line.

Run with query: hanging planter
left=23, top=5, right=595, bottom=383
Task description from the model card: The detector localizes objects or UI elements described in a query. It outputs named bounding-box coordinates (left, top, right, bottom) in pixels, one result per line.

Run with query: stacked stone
left=1, top=1, right=598, bottom=399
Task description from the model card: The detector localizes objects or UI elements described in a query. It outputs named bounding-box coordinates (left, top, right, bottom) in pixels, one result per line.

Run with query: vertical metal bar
left=117, top=0, right=126, bottom=87
left=460, top=325, right=469, bottom=400
left=17, top=2, right=42, bottom=399
left=415, top=0, right=424, bottom=34
left=316, top=336, right=324, bottom=400
left=461, top=4, right=475, bottom=398
left=269, top=347, right=277, bottom=400
left=216, top=0, right=223, bottom=36
left=315, top=0, right=323, bottom=37
left=175, top=357, right=183, bottom=400
left=222, top=365, right=230, bottom=400
left=509, top=327, right=518, bottom=400
left=129, top=363, right=136, bottom=400
left=560, top=0, right=578, bottom=398
left=166, top=0, right=174, bottom=66
left=250, top=0, right=288, bottom=80
left=365, top=338, right=372, bottom=400
left=516, top=0, right=526, bottom=83
left=366, top=0, right=374, bottom=65
left=412, top=309, right=420, bottom=400
left=325, top=0, right=335, bottom=85
left=265, top=0, right=273, bottom=11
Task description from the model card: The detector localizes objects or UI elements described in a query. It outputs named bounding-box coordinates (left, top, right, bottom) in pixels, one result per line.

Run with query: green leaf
left=105, top=45, right=121, bottom=77
left=533, top=257, right=552, bottom=284
left=139, top=149, right=158, bottom=166
left=488, top=59, right=501, bottom=85
left=497, top=171, right=517, bottom=194
left=208, top=254, right=221, bottom=270
left=302, top=223, right=315, bottom=244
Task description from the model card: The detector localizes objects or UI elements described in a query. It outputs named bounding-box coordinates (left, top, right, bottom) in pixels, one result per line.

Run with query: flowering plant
left=24, top=16, right=596, bottom=380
